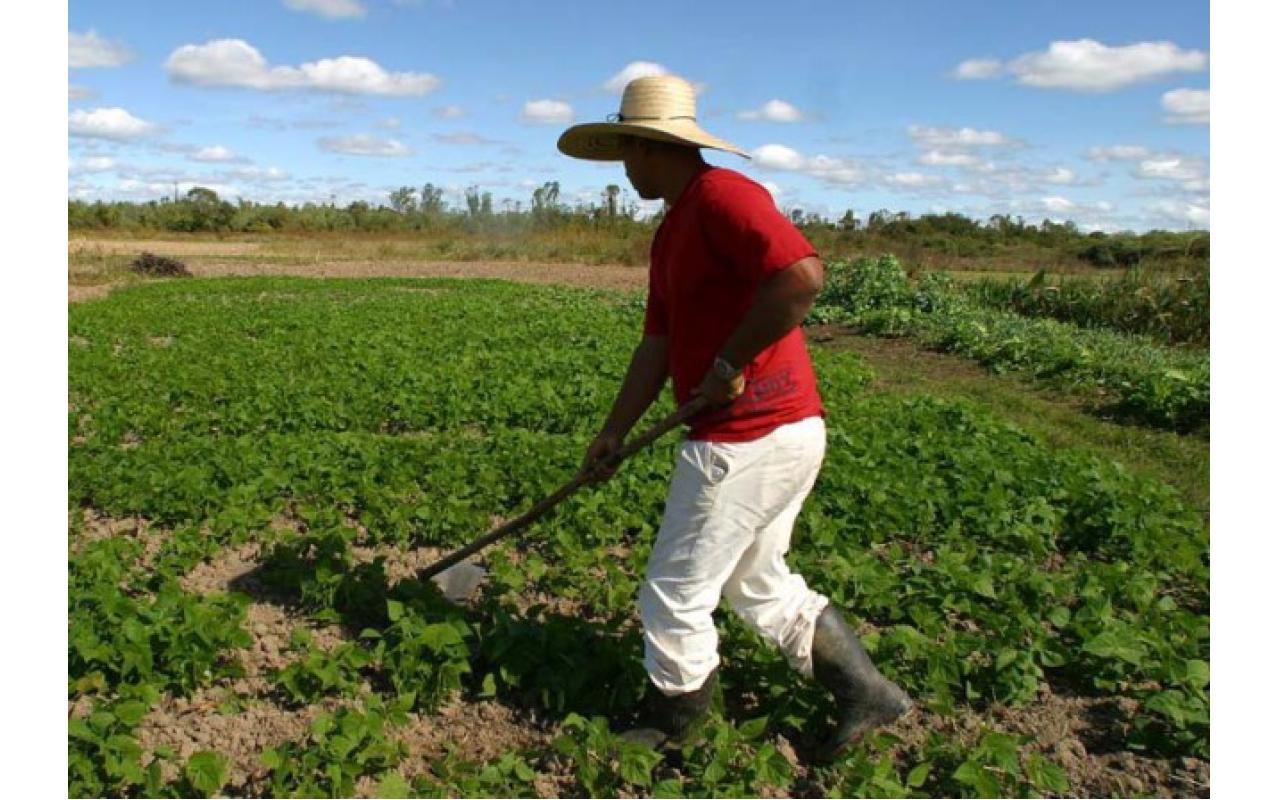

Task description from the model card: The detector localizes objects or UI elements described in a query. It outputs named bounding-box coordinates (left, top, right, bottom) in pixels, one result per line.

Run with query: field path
left=68, top=256, right=647, bottom=303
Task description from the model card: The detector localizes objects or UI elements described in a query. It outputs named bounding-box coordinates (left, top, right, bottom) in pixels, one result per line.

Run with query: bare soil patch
left=73, top=509, right=169, bottom=568
left=69, top=238, right=263, bottom=257
left=68, top=257, right=647, bottom=303
left=68, top=283, right=115, bottom=303
left=183, top=258, right=647, bottom=292
left=873, top=690, right=1208, bottom=798
left=806, top=324, right=1060, bottom=398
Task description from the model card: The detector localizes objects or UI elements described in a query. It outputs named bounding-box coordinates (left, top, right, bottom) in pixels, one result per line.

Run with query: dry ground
left=67, top=239, right=646, bottom=303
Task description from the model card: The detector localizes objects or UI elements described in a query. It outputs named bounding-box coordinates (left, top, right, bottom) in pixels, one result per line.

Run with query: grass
left=67, top=246, right=150, bottom=288
left=809, top=328, right=1209, bottom=518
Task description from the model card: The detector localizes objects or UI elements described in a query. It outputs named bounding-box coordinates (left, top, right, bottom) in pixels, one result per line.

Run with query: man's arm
left=694, top=256, right=824, bottom=404
left=580, top=334, right=669, bottom=481
left=602, top=334, right=670, bottom=437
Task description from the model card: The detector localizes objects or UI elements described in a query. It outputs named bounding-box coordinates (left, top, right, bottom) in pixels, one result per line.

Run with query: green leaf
left=113, top=700, right=149, bottom=726
left=1185, top=659, right=1210, bottom=689
left=375, top=771, right=412, bottom=798
left=387, top=599, right=405, bottom=622
left=738, top=716, right=769, bottom=741
left=906, top=762, right=931, bottom=788
left=184, top=751, right=228, bottom=797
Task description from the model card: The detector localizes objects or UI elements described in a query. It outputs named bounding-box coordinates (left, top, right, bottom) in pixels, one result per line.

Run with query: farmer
left=558, top=74, right=912, bottom=758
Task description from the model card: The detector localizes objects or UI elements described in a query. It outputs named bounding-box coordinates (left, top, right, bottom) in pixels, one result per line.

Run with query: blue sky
left=68, top=0, right=1209, bottom=231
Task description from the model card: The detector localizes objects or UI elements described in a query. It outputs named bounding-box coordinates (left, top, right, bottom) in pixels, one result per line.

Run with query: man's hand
left=580, top=431, right=622, bottom=483
left=692, top=367, right=746, bottom=407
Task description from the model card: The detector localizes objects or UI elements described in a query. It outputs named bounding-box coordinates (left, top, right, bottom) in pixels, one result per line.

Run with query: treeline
left=68, top=183, right=1209, bottom=271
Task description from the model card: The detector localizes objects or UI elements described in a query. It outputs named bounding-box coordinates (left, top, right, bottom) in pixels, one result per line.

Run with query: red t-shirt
left=644, top=165, right=825, bottom=442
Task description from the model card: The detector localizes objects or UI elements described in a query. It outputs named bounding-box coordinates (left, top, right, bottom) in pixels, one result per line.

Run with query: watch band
left=713, top=356, right=740, bottom=380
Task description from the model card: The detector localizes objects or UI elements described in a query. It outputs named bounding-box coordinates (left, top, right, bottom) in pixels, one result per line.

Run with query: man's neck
left=659, top=156, right=710, bottom=206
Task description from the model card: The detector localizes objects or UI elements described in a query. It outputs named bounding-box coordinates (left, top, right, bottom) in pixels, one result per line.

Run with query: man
left=557, top=74, right=911, bottom=759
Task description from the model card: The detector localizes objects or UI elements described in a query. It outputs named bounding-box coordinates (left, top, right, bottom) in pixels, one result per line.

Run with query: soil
left=73, top=509, right=168, bottom=569
left=67, top=254, right=647, bottom=304
left=182, top=258, right=647, bottom=292
left=878, top=692, right=1209, bottom=798
left=69, top=238, right=264, bottom=257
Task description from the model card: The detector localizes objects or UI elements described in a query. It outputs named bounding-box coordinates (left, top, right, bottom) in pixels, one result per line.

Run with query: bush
left=130, top=252, right=191, bottom=278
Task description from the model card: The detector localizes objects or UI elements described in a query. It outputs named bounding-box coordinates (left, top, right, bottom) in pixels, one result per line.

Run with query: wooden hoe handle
left=417, top=395, right=712, bottom=582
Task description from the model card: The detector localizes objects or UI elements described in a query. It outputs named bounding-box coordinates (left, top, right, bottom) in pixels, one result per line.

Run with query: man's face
left=621, top=138, right=661, bottom=200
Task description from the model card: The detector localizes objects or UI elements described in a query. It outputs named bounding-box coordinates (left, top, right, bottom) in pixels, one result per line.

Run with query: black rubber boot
left=810, top=605, right=913, bottom=759
left=620, top=667, right=718, bottom=750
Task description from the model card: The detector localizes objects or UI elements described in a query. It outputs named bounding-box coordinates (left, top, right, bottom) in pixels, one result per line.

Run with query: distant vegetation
left=808, top=256, right=1210, bottom=432
left=69, top=183, right=1209, bottom=273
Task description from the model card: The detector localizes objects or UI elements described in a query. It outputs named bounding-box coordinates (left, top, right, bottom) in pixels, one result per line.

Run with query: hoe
left=418, top=395, right=710, bottom=603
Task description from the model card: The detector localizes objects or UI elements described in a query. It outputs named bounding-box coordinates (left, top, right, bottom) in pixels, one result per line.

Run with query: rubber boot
left=810, top=605, right=913, bottom=759
left=620, top=667, right=718, bottom=750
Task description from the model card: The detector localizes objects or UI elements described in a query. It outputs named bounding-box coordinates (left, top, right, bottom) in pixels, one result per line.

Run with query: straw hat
left=558, top=74, right=750, bottom=161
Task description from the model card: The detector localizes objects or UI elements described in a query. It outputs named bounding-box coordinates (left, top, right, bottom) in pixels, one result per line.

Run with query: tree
left=420, top=183, right=445, bottom=217
left=532, top=181, right=561, bottom=220
left=464, top=185, right=483, bottom=217
left=603, top=184, right=620, bottom=218
left=388, top=186, right=418, bottom=214
left=184, top=186, right=234, bottom=232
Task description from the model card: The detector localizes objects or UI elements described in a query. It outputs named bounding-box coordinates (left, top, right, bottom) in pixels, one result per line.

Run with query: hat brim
left=557, top=120, right=750, bottom=162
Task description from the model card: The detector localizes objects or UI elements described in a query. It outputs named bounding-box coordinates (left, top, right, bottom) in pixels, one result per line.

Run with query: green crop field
left=68, top=275, right=1209, bottom=797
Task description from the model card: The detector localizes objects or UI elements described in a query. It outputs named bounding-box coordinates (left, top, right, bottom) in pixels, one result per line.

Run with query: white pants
left=639, top=415, right=830, bottom=695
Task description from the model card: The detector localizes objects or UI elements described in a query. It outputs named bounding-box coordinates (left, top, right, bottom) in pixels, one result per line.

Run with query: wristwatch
left=712, top=356, right=741, bottom=381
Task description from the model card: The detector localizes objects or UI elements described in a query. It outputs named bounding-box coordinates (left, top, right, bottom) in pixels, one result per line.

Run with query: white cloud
left=752, top=144, right=805, bottom=171
left=884, top=172, right=945, bottom=188
left=519, top=99, right=573, bottom=125
left=223, top=166, right=291, bottom=181
left=750, top=144, right=865, bottom=186
left=69, top=30, right=134, bottom=68
left=70, top=156, right=117, bottom=174
left=1040, top=196, right=1076, bottom=213
left=806, top=155, right=863, bottom=185
left=1136, top=156, right=1205, bottom=182
left=1149, top=200, right=1209, bottom=228
left=318, top=134, right=413, bottom=156
left=166, top=39, right=440, bottom=96
left=376, top=117, right=401, bottom=129
left=604, top=61, right=669, bottom=93
left=69, top=107, right=156, bottom=140
left=1043, top=167, right=1079, bottom=185
left=917, top=150, right=982, bottom=168
left=1005, top=39, right=1207, bottom=92
left=116, top=179, right=241, bottom=200
left=283, top=0, right=367, bottom=19
left=1162, top=88, right=1209, bottom=124
left=434, top=104, right=465, bottom=119
left=431, top=131, right=500, bottom=145
left=737, top=99, right=804, bottom=123
left=69, top=84, right=96, bottom=101
left=950, top=58, right=1002, bottom=80
left=192, top=145, right=237, bottom=162
left=1087, top=144, right=1152, bottom=161
left=908, top=125, right=1017, bottom=149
